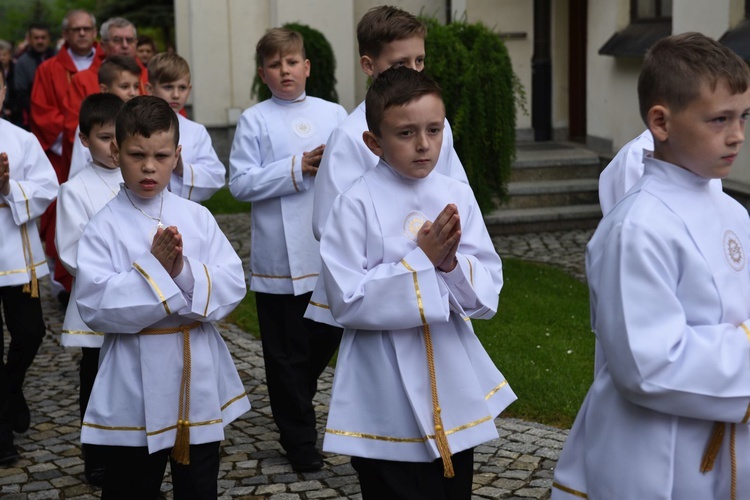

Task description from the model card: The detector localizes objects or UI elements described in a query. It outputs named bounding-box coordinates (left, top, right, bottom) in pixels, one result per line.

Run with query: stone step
left=503, top=178, right=600, bottom=209
left=484, top=204, right=602, bottom=235
left=511, top=142, right=602, bottom=182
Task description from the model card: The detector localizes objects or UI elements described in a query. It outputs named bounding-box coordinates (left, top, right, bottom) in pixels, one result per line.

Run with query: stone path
left=1, top=212, right=595, bottom=499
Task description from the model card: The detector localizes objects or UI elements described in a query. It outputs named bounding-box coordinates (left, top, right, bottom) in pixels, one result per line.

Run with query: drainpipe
left=532, top=0, right=552, bottom=141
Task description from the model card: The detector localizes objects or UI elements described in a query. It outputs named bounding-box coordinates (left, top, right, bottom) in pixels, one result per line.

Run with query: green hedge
left=423, top=18, right=519, bottom=212
left=251, top=23, right=339, bottom=103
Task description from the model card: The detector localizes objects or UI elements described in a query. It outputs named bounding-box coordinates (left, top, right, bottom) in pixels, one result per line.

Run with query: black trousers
left=80, top=347, right=106, bottom=467
left=255, top=292, right=342, bottom=451
left=101, top=441, right=220, bottom=499
left=351, top=448, right=475, bottom=500
left=0, top=285, right=46, bottom=443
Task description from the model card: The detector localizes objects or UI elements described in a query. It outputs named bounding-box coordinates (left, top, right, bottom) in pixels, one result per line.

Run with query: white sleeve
left=228, top=110, right=309, bottom=203
left=2, top=133, right=58, bottom=225
left=55, top=182, right=88, bottom=275
left=591, top=219, right=750, bottom=422
left=312, top=126, right=374, bottom=240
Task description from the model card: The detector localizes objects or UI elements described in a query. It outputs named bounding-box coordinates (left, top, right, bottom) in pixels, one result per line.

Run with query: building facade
left=175, top=0, right=750, bottom=186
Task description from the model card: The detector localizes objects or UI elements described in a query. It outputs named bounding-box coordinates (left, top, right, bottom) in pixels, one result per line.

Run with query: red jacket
left=30, top=42, right=105, bottom=154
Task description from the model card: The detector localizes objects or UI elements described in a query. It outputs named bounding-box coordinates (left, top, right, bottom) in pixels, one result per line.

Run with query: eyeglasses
left=109, top=36, right=136, bottom=46
left=67, top=26, right=95, bottom=34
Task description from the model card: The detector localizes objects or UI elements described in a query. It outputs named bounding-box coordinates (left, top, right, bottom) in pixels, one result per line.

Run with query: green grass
left=224, top=258, right=594, bottom=429
left=228, top=291, right=259, bottom=337
left=477, top=258, right=594, bottom=428
left=202, top=187, right=252, bottom=214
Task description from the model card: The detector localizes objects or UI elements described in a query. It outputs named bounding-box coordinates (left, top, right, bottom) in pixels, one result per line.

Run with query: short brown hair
left=638, top=32, right=750, bottom=122
left=357, top=6, right=426, bottom=58
left=365, top=66, right=442, bottom=137
left=98, top=55, right=142, bottom=86
left=79, top=93, right=123, bottom=136
left=147, top=52, right=191, bottom=86
left=115, top=95, right=179, bottom=147
left=256, top=28, right=306, bottom=67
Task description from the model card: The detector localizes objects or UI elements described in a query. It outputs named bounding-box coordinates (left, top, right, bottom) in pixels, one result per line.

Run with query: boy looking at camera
left=75, top=95, right=250, bottom=498
left=319, top=66, right=515, bottom=500
left=228, top=27, right=347, bottom=473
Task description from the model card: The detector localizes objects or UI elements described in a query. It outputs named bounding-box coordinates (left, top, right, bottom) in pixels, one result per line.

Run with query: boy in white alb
left=0, top=69, right=58, bottom=464
left=146, top=52, right=225, bottom=202
left=55, top=93, right=124, bottom=486
left=320, top=66, right=515, bottom=499
left=306, top=6, right=469, bottom=324
left=552, top=34, right=750, bottom=500
left=67, top=56, right=141, bottom=180
left=75, top=96, right=250, bottom=498
left=228, top=28, right=347, bottom=472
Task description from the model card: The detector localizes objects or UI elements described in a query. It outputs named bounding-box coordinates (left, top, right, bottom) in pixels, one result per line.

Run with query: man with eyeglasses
left=31, top=10, right=102, bottom=183
left=30, top=9, right=104, bottom=313
left=62, top=17, right=148, bottom=175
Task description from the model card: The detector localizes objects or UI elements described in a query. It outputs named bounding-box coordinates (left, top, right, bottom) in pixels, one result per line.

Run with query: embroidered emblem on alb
left=724, top=230, right=745, bottom=271
left=292, top=118, right=314, bottom=138
left=403, top=211, right=428, bottom=242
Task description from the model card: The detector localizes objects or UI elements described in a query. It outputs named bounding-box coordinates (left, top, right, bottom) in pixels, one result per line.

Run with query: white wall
left=466, top=0, right=533, bottom=131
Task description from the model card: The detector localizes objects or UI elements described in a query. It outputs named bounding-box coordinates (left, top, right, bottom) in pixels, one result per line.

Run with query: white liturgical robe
left=229, top=94, right=347, bottom=295
left=76, top=188, right=250, bottom=453
left=0, top=118, right=58, bottom=288
left=56, top=161, right=122, bottom=347
left=552, top=155, right=750, bottom=500
left=319, top=161, right=515, bottom=462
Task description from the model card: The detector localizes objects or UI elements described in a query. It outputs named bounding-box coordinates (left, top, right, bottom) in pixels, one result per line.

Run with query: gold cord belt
left=701, top=422, right=737, bottom=500
left=140, top=321, right=201, bottom=464
left=20, top=224, right=39, bottom=297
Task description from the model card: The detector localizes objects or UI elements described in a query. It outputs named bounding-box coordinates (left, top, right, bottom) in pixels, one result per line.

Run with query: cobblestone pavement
left=2, top=212, right=595, bottom=499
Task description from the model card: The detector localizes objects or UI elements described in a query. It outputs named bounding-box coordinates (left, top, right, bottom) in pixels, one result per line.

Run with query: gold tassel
left=22, top=282, right=30, bottom=294
left=170, top=327, right=192, bottom=465
left=172, top=420, right=190, bottom=465
left=434, top=408, right=455, bottom=478
left=29, top=267, right=39, bottom=298
left=701, top=421, right=725, bottom=473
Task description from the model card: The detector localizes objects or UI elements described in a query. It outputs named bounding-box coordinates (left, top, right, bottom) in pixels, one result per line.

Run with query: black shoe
left=287, top=445, right=324, bottom=472
left=0, top=444, right=20, bottom=465
left=12, top=393, right=29, bottom=434
left=84, top=464, right=105, bottom=487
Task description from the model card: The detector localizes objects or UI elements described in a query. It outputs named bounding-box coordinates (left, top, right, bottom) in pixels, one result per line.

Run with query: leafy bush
left=251, top=23, right=338, bottom=103
left=423, top=18, right=519, bottom=211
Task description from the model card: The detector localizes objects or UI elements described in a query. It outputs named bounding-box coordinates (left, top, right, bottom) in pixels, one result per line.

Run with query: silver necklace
left=124, top=188, right=164, bottom=229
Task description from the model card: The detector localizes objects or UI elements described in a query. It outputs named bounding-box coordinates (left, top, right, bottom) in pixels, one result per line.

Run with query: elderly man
left=31, top=10, right=102, bottom=182
left=13, top=23, right=55, bottom=130
left=62, top=17, right=146, bottom=168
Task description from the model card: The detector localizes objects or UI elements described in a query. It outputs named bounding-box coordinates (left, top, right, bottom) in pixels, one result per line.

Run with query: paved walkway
left=1, top=212, right=595, bottom=499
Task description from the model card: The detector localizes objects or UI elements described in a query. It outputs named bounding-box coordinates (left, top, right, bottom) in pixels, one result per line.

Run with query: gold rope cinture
left=140, top=322, right=198, bottom=464
left=423, top=323, right=454, bottom=478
